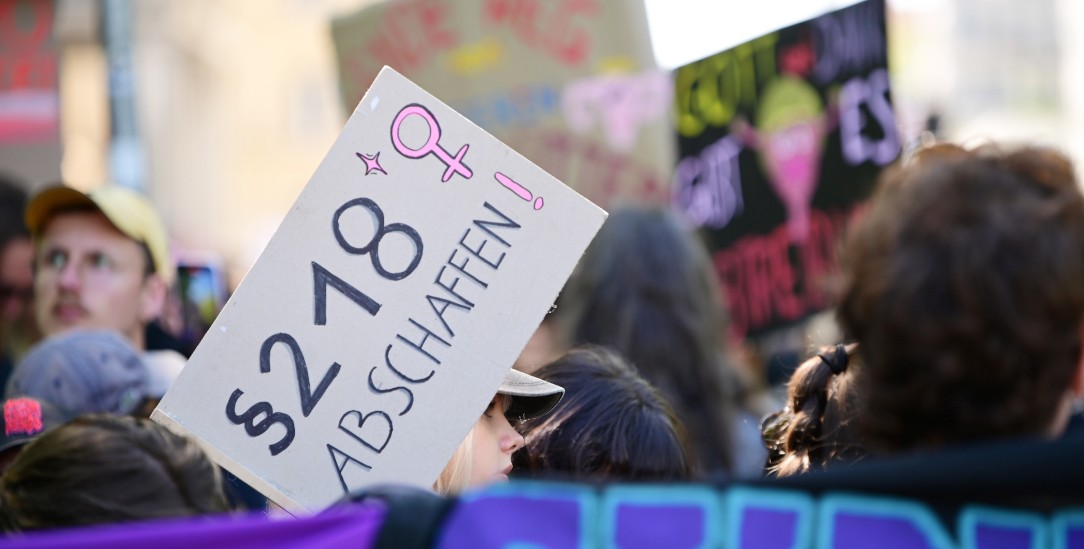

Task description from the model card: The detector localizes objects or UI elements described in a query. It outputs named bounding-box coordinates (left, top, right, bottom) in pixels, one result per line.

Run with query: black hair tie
left=817, top=344, right=848, bottom=375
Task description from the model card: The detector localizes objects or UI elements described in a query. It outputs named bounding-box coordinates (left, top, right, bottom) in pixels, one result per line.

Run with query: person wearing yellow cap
left=22, top=184, right=184, bottom=399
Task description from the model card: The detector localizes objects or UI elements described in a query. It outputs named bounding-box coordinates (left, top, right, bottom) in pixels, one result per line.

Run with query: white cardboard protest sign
left=152, top=67, right=607, bottom=514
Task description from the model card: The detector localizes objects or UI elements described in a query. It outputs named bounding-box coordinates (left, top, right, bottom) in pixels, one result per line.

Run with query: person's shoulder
left=770, top=432, right=1084, bottom=510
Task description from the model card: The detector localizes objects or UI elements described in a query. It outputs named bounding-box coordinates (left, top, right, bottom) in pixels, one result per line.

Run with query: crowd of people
left=1, top=139, right=1083, bottom=538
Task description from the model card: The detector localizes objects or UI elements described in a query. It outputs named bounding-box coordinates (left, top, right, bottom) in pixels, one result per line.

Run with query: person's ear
left=140, top=274, right=168, bottom=322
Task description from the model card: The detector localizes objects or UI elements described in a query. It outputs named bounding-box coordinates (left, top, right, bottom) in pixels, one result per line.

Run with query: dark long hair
left=556, top=205, right=741, bottom=475
left=0, top=414, right=230, bottom=531
left=514, top=345, right=692, bottom=481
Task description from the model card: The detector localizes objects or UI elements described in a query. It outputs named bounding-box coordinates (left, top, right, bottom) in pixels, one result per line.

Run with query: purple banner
left=5, top=483, right=1084, bottom=547
left=1, top=504, right=384, bottom=549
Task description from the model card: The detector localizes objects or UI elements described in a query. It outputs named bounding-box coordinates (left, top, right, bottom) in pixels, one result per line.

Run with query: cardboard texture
left=153, top=67, right=607, bottom=514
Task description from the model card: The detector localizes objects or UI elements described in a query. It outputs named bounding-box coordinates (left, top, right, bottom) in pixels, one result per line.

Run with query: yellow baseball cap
left=25, top=184, right=174, bottom=284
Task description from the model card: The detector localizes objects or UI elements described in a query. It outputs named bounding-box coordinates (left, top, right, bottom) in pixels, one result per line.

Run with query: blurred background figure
left=0, top=413, right=231, bottom=532
left=0, top=175, right=38, bottom=387
left=555, top=204, right=770, bottom=479
left=513, top=315, right=562, bottom=375
left=24, top=184, right=185, bottom=399
left=0, top=395, right=68, bottom=474
left=761, top=343, right=863, bottom=477
left=514, top=345, right=692, bottom=482
left=6, top=329, right=154, bottom=418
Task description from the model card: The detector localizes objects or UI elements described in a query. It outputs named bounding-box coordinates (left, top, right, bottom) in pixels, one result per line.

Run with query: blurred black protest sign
left=672, top=0, right=898, bottom=339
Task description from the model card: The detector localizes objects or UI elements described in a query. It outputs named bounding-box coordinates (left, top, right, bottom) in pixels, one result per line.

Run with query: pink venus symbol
left=356, top=152, right=387, bottom=175
left=391, top=104, right=473, bottom=183
left=495, top=172, right=544, bottom=210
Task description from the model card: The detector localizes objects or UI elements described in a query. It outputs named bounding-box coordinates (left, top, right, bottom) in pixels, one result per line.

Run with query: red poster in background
left=0, top=0, right=58, bottom=144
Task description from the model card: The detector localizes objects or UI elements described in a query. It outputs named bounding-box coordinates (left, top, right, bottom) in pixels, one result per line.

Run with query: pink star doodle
left=355, top=152, right=387, bottom=176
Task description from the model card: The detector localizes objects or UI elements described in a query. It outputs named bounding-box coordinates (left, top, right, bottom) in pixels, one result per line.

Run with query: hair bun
left=817, top=344, right=848, bottom=375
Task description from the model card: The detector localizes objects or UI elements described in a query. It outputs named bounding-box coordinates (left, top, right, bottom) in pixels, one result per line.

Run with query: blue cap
left=6, top=330, right=152, bottom=416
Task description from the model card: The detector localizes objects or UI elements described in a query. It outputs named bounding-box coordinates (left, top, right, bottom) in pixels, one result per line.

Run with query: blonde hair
left=433, top=428, right=474, bottom=496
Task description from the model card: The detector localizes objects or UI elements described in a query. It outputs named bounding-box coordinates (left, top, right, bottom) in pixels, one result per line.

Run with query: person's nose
left=57, top=260, right=82, bottom=290
left=498, top=417, right=524, bottom=453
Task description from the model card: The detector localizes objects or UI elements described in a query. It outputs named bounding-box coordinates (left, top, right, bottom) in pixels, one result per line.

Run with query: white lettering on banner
left=672, top=134, right=745, bottom=229
left=810, top=0, right=886, bottom=84
left=839, top=68, right=899, bottom=167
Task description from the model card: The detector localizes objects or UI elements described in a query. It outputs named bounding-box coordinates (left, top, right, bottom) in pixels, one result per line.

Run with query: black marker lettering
left=471, top=201, right=520, bottom=246
left=312, top=261, right=381, bottom=324
left=434, top=265, right=478, bottom=306
left=458, top=228, right=507, bottom=269
left=384, top=343, right=436, bottom=383
left=426, top=293, right=471, bottom=338
left=339, top=409, right=393, bottom=454
left=328, top=444, right=372, bottom=495
left=367, top=366, right=415, bottom=416
left=333, top=196, right=423, bottom=280
left=446, top=248, right=489, bottom=288
left=394, top=318, right=450, bottom=364
left=226, top=389, right=296, bottom=456
left=260, top=333, right=340, bottom=417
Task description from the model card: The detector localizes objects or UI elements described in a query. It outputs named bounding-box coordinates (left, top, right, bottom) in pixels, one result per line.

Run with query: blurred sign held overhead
left=331, top=0, right=673, bottom=209
left=672, top=0, right=899, bottom=339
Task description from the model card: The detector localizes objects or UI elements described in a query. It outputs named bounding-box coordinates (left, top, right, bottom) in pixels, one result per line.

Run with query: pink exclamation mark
left=494, top=172, right=544, bottom=210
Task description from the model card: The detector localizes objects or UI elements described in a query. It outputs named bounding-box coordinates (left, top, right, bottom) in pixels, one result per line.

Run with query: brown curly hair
left=838, top=143, right=1084, bottom=451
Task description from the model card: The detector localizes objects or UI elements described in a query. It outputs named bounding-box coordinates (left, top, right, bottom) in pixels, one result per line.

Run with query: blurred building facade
left=0, top=0, right=62, bottom=185
left=49, top=0, right=369, bottom=287
left=890, top=0, right=1084, bottom=163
